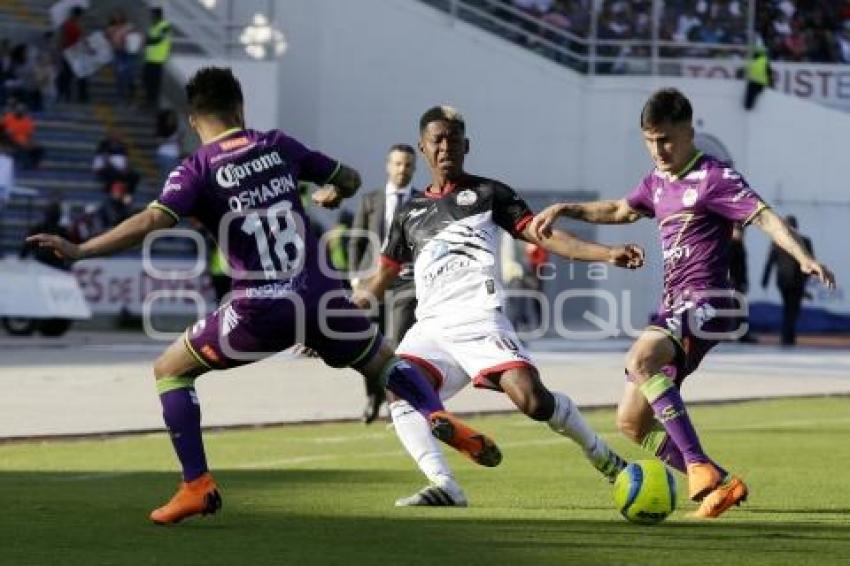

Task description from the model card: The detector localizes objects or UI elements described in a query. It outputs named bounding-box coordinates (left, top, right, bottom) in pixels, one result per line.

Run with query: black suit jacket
left=349, top=188, right=418, bottom=284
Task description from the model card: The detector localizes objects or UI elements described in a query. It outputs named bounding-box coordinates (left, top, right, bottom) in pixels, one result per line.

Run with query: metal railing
left=426, top=0, right=756, bottom=76
left=152, top=0, right=282, bottom=60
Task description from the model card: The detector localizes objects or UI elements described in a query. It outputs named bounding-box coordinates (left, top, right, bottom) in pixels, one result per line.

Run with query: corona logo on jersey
left=215, top=151, right=284, bottom=188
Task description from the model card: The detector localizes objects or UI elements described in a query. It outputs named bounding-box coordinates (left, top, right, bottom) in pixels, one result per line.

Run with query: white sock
left=548, top=391, right=606, bottom=459
left=389, top=400, right=455, bottom=485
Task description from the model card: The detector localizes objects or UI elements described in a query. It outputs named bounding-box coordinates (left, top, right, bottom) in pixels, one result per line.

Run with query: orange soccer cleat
left=429, top=410, right=502, bottom=467
left=692, top=476, right=748, bottom=519
left=686, top=461, right=723, bottom=501
left=149, top=472, right=222, bottom=525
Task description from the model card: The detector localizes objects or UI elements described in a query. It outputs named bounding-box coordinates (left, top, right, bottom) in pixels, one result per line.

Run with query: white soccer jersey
left=380, top=174, right=534, bottom=322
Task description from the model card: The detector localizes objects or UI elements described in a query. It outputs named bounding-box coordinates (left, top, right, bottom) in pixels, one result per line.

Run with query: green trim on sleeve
left=743, top=202, right=768, bottom=226
left=149, top=201, right=180, bottom=223
left=322, top=161, right=342, bottom=185
left=156, top=376, right=196, bottom=395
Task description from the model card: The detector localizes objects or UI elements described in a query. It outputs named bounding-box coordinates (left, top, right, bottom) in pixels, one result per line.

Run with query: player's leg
left=624, top=328, right=726, bottom=501
left=148, top=334, right=221, bottom=525
left=496, top=366, right=626, bottom=481
left=309, top=294, right=501, bottom=467
left=355, top=340, right=501, bottom=467
left=390, top=324, right=466, bottom=504
left=616, top=379, right=687, bottom=473
left=389, top=352, right=470, bottom=507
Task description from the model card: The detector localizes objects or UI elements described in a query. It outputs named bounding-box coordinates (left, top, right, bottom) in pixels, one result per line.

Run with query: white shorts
left=396, top=311, right=536, bottom=400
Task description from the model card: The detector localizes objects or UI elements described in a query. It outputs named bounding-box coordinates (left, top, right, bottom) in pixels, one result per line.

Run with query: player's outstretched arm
left=350, top=262, right=399, bottom=309
left=529, top=199, right=643, bottom=240
left=521, top=225, right=645, bottom=269
left=26, top=207, right=176, bottom=261
left=312, top=163, right=362, bottom=209
left=751, top=207, right=836, bottom=289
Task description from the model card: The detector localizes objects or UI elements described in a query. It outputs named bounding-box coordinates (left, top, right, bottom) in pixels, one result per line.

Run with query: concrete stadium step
left=14, top=176, right=102, bottom=193
left=40, top=160, right=93, bottom=172
left=38, top=119, right=153, bottom=138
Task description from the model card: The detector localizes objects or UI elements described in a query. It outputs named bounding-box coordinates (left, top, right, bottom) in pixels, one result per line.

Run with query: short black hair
left=419, top=105, right=465, bottom=134
left=640, top=88, right=693, bottom=129
left=151, top=7, right=163, bottom=20
left=185, top=67, right=243, bottom=124
left=388, top=143, right=415, bottom=156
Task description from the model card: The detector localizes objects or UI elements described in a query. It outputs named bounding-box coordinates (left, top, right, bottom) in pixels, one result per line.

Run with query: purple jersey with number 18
left=151, top=128, right=340, bottom=292
left=150, top=128, right=379, bottom=370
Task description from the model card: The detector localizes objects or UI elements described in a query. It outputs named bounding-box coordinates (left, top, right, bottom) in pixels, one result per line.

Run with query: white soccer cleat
left=394, top=482, right=468, bottom=507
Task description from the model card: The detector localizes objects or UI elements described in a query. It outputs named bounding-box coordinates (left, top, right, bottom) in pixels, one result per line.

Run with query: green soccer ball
left=613, top=459, right=676, bottom=524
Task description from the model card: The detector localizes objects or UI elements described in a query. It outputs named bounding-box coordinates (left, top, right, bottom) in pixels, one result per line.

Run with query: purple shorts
left=185, top=285, right=379, bottom=370
left=648, top=293, right=738, bottom=384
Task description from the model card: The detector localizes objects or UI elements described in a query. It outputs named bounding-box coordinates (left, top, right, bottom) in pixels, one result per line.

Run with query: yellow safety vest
left=145, top=20, right=172, bottom=64
left=747, top=54, right=769, bottom=86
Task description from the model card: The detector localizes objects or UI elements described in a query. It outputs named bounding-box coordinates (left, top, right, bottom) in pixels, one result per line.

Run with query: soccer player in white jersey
left=353, top=106, right=645, bottom=506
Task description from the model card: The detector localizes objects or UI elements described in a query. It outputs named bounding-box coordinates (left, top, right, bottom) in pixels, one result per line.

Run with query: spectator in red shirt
left=56, top=6, right=89, bottom=103
left=1, top=101, right=44, bottom=168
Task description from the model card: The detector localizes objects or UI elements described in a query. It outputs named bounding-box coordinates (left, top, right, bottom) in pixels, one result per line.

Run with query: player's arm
left=351, top=260, right=399, bottom=309
left=312, top=163, right=362, bottom=209
left=26, top=207, right=176, bottom=261
left=750, top=208, right=835, bottom=289
left=529, top=199, right=644, bottom=240
left=520, top=225, right=645, bottom=270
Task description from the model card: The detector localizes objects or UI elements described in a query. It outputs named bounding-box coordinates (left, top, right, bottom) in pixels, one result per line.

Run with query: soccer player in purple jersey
left=27, top=67, right=502, bottom=524
left=530, top=88, right=836, bottom=519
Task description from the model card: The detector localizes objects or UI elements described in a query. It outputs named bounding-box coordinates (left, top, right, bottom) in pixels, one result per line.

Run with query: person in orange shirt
left=1, top=102, right=44, bottom=168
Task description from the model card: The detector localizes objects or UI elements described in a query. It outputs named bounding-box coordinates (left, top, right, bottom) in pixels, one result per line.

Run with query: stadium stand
left=422, top=0, right=850, bottom=71
left=0, top=0, right=174, bottom=257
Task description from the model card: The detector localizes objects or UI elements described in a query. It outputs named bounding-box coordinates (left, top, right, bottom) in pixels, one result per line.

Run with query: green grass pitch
left=1, top=397, right=848, bottom=566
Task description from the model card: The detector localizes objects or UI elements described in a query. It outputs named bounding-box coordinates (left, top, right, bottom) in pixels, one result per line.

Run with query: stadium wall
left=265, top=0, right=849, bottom=330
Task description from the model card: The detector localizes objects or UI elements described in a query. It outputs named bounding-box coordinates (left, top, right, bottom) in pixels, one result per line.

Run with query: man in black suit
left=350, top=144, right=419, bottom=423
left=762, top=215, right=813, bottom=346
left=729, top=223, right=756, bottom=343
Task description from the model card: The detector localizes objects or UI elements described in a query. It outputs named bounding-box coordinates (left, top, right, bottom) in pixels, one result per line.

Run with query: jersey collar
left=666, top=150, right=704, bottom=181
left=206, top=127, right=244, bottom=145
left=425, top=175, right=468, bottom=199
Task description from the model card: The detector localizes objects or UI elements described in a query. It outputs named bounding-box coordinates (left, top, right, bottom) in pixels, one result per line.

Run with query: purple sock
left=159, top=384, right=208, bottom=482
left=383, top=358, right=444, bottom=416
left=639, top=373, right=709, bottom=465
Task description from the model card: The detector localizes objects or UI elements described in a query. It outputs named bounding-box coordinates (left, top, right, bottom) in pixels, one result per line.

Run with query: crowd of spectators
left=0, top=3, right=180, bottom=258
left=504, top=0, right=850, bottom=64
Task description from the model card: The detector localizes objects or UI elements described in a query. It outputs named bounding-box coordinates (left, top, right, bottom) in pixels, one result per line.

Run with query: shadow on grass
left=0, top=469, right=847, bottom=566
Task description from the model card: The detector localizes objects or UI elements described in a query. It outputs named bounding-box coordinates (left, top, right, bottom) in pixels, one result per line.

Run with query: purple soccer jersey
left=152, top=128, right=340, bottom=290
left=151, top=129, right=377, bottom=370
left=626, top=152, right=767, bottom=380
left=626, top=152, right=766, bottom=301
